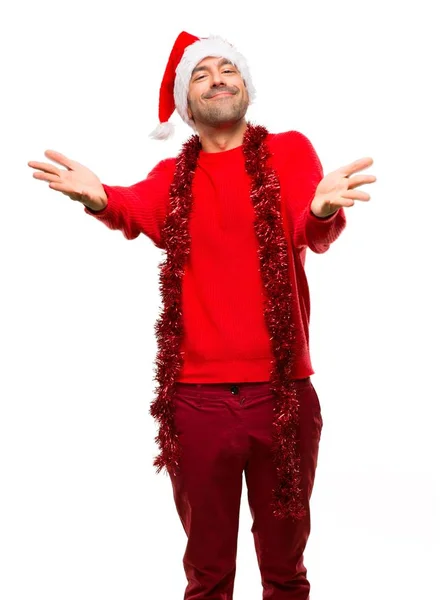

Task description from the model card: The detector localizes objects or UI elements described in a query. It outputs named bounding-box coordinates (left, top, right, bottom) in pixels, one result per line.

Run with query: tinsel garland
left=149, top=122, right=306, bottom=521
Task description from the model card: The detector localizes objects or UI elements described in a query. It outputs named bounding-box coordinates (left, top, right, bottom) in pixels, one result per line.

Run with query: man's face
left=187, top=56, right=249, bottom=127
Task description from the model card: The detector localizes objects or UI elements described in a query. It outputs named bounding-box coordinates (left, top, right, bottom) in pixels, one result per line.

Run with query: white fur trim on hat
left=149, top=121, right=176, bottom=140
left=173, top=35, right=256, bottom=129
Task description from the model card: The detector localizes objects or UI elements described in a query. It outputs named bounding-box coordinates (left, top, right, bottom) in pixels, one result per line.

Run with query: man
left=28, top=31, right=376, bottom=600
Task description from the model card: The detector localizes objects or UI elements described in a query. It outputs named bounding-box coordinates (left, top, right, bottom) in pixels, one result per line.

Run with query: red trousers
left=169, top=377, right=323, bottom=600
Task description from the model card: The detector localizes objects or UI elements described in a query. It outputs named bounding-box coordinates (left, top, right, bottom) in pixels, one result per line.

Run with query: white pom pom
left=149, top=122, right=175, bottom=140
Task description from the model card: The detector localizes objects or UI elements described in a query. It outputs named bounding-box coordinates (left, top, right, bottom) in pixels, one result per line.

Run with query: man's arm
left=303, top=195, right=347, bottom=254
left=280, top=131, right=347, bottom=254
left=84, top=158, right=175, bottom=249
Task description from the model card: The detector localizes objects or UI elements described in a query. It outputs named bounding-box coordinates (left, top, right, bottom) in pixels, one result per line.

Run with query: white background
left=1, top=1, right=447, bottom=599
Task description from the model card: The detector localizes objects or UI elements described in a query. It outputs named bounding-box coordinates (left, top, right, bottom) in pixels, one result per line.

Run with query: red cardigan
left=85, top=131, right=346, bottom=383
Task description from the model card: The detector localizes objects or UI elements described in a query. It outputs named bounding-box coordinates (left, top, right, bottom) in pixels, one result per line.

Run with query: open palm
left=28, top=150, right=107, bottom=209
left=311, top=157, right=376, bottom=218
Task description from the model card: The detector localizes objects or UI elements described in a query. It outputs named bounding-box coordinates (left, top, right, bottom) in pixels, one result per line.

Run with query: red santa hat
left=149, top=31, right=256, bottom=140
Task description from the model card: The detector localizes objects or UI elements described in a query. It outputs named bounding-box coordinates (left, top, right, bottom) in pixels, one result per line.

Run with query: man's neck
left=198, top=120, right=248, bottom=153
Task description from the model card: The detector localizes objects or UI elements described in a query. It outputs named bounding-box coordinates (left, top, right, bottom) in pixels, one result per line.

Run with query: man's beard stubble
left=189, top=93, right=249, bottom=127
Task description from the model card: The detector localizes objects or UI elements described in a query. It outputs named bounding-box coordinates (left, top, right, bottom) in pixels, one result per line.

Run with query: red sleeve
left=275, top=131, right=347, bottom=254
left=84, top=158, right=175, bottom=249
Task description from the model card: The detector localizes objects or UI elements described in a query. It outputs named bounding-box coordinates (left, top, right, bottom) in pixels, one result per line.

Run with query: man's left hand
left=310, top=157, right=376, bottom=218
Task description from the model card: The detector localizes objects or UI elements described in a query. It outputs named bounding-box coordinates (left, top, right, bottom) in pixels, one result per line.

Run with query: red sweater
left=85, top=130, right=346, bottom=383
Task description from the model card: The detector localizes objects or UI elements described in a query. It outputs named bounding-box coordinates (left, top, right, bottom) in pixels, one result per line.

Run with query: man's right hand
left=28, top=150, right=108, bottom=211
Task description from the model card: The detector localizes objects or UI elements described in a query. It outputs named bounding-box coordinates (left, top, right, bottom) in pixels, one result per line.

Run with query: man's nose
left=210, top=70, right=226, bottom=86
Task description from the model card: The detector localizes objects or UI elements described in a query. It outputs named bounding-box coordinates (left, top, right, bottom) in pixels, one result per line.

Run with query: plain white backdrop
left=1, top=0, right=447, bottom=598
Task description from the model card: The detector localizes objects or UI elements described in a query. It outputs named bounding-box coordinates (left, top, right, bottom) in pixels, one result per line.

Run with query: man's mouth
left=210, top=93, right=233, bottom=99
left=206, top=90, right=235, bottom=99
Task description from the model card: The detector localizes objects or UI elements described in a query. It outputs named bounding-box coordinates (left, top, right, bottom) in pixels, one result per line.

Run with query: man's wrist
left=310, top=207, right=339, bottom=220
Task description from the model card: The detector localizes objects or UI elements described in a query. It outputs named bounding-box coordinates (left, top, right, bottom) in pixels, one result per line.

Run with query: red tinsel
left=149, top=122, right=306, bottom=521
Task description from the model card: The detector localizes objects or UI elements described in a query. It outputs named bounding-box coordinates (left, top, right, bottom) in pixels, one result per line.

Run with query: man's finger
left=28, top=160, right=60, bottom=176
left=33, top=171, right=60, bottom=183
left=347, top=174, right=377, bottom=189
left=48, top=181, right=72, bottom=193
left=48, top=182, right=83, bottom=201
left=340, top=157, right=374, bottom=177
left=341, top=189, right=371, bottom=201
left=44, top=150, right=74, bottom=170
left=334, top=198, right=355, bottom=208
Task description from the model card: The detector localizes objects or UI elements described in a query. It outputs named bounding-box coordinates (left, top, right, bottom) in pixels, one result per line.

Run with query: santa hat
left=149, top=31, right=256, bottom=140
